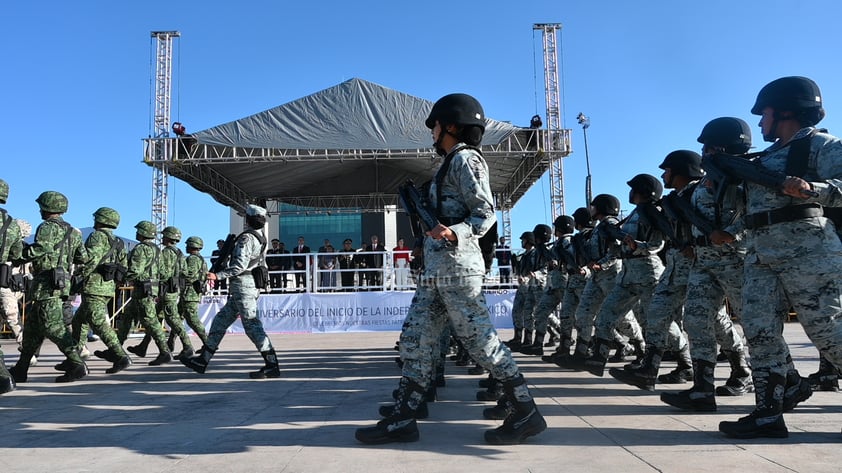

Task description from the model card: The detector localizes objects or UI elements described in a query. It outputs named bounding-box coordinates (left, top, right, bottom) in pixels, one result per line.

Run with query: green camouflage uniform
left=72, top=228, right=128, bottom=359
left=178, top=251, right=208, bottom=344
left=117, top=240, right=169, bottom=354
left=0, top=208, right=23, bottom=387
left=19, top=217, right=89, bottom=369
left=158, top=243, right=192, bottom=352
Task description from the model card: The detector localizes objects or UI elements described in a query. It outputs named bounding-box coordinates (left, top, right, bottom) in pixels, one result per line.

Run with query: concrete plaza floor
left=1, top=322, right=841, bottom=473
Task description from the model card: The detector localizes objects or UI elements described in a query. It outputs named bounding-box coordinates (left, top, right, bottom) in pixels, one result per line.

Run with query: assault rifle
left=599, top=219, right=631, bottom=243
left=553, top=240, right=580, bottom=275
left=398, top=179, right=441, bottom=237
left=209, top=233, right=237, bottom=273
left=637, top=202, right=677, bottom=244
left=701, top=152, right=819, bottom=201
left=660, top=192, right=715, bottom=237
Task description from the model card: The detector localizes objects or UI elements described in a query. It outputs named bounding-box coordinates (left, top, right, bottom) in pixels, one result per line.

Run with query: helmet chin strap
left=432, top=124, right=460, bottom=156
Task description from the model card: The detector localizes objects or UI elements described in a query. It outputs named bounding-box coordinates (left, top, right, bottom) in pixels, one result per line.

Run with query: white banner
left=198, top=289, right=515, bottom=334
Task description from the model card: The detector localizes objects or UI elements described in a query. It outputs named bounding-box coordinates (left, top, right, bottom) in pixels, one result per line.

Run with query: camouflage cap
left=186, top=236, right=204, bottom=249
left=93, top=207, right=120, bottom=228
left=36, top=191, right=68, bottom=214
left=0, top=178, right=8, bottom=204
left=161, top=225, right=182, bottom=241
left=134, top=220, right=157, bottom=239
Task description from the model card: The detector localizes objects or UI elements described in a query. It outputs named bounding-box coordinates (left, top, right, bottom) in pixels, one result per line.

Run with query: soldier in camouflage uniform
left=129, top=226, right=193, bottom=359
left=182, top=204, right=279, bottom=379
left=0, top=179, right=23, bottom=393
left=516, top=224, right=552, bottom=354
left=719, top=77, right=842, bottom=439
left=9, top=191, right=89, bottom=383
left=559, top=195, right=624, bottom=370
left=522, top=219, right=573, bottom=356
left=178, top=236, right=209, bottom=347
left=503, top=231, right=534, bottom=350
left=660, top=122, right=755, bottom=413
left=544, top=208, right=592, bottom=364
left=117, top=221, right=173, bottom=366
left=74, top=207, right=132, bottom=374
left=611, top=152, right=700, bottom=391
left=356, top=93, right=545, bottom=445
left=582, top=175, right=666, bottom=377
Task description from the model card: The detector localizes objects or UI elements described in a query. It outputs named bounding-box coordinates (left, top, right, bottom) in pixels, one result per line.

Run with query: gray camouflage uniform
left=398, top=144, right=521, bottom=387
left=741, top=128, right=842, bottom=380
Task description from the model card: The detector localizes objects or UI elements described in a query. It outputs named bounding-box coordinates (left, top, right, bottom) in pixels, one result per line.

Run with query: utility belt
left=134, top=279, right=157, bottom=298
left=620, top=253, right=647, bottom=259
left=0, top=264, right=25, bottom=292
left=744, top=203, right=823, bottom=230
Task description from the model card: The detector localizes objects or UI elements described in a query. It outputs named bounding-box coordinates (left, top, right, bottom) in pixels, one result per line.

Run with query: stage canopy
left=143, top=78, right=570, bottom=214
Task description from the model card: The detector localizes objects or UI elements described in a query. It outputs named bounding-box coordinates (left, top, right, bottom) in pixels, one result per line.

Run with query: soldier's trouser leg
left=510, top=288, right=526, bottom=331
left=532, top=288, right=563, bottom=334
left=741, top=262, right=796, bottom=377
left=685, top=267, right=730, bottom=365
left=76, top=295, right=126, bottom=358
left=180, top=300, right=208, bottom=344
left=399, top=283, right=452, bottom=390
left=0, top=348, right=14, bottom=393
left=574, top=275, right=611, bottom=344
left=136, top=297, right=170, bottom=354
left=162, top=297, right=192, bottom=351
left=241, top=304, right=274, bottom=354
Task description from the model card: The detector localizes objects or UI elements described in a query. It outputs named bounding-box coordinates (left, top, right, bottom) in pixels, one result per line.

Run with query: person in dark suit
left=291, top=236, right=310, bottom=290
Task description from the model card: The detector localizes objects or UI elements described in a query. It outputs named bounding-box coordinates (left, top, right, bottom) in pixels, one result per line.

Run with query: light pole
left=576, top=112, right=593, bottom=206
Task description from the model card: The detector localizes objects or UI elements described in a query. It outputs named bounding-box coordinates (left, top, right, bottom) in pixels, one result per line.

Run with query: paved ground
left=1, top=322, right=841, bottom=473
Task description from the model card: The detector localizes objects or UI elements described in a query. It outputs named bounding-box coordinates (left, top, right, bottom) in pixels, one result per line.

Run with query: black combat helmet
left=697, top=117, right=752, bottom=154
left=532, top=224, right=553, bottom=243
left=627, top=174, right=663, bottom=202
left=553, top=215, right=576, bottom=235
left=519, top=231, right=535, bottom=246
left=659, top=150, right=704, bottom=179
left=425, top=93, right=486, bottom=131
left=751, top=76, right=823, bottom=115
left=572, top=207, right=592, bottom=228
left=590, top=194, right=621, bottom=217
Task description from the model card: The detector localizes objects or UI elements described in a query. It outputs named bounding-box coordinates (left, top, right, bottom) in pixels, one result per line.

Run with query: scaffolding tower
left=150, top=31, right=180, bottom=239
left=534, top=23, right=566, bottom=221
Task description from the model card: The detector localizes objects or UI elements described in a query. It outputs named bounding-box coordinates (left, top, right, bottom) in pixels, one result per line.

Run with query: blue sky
left=3, top=1, right=842, bottom=250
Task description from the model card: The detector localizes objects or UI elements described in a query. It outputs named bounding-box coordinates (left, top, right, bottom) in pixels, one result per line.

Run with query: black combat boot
left=434, top=362, right=446, bottom=387
left=503, top=329, right=524, bottom=350
left=484, top=375, right=547, bottom=445
left=520, top=332, right=545, bottom=356
left=249, top=349, right=280, bottom=379
left=8, top=354, right=31, bottom=383
left=55, top=360, right=88, bottom=383
left=177, top=347, right=195, bottom=361
left=660, top=359, right=716, bottom=412
left=518, top=330, right=534, bottom=353
left=582, top=338, right=612, bottom=377
left=658, top=343, right=693, bottom=384
left=166, top=333, right=176, bottom=353
left=482, top=394, right=510, bottom=420
left=556, top=337, right=591, bottom=369
left=608, top=341, right=633, bottom=363
left=478, top=373, right=494, bottom=389
left=148, top=351, right=173, bottom=366
left=610, top=346, right=663, bottom=391
left=782, top=369, right=812, bottom=412
left=127, top=335, right=151, bottom=358
left=476, top=377, right=504, bottom=401
left=181, top=345, right=215, bottom=374
left=94, top=348, right=119, bottom=363
left=719, top=371, right=788, bottom=439
left=542, top=336, right=572, bottom=363
left=0, top=352, right=15, bottom=394
left=716, top=349, right=753, bottom=396
left=808, top=354, right=839, bottom=392
left=355, top=377, right=424, bottom=444
left=106, top=355, right=132, bottom=374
